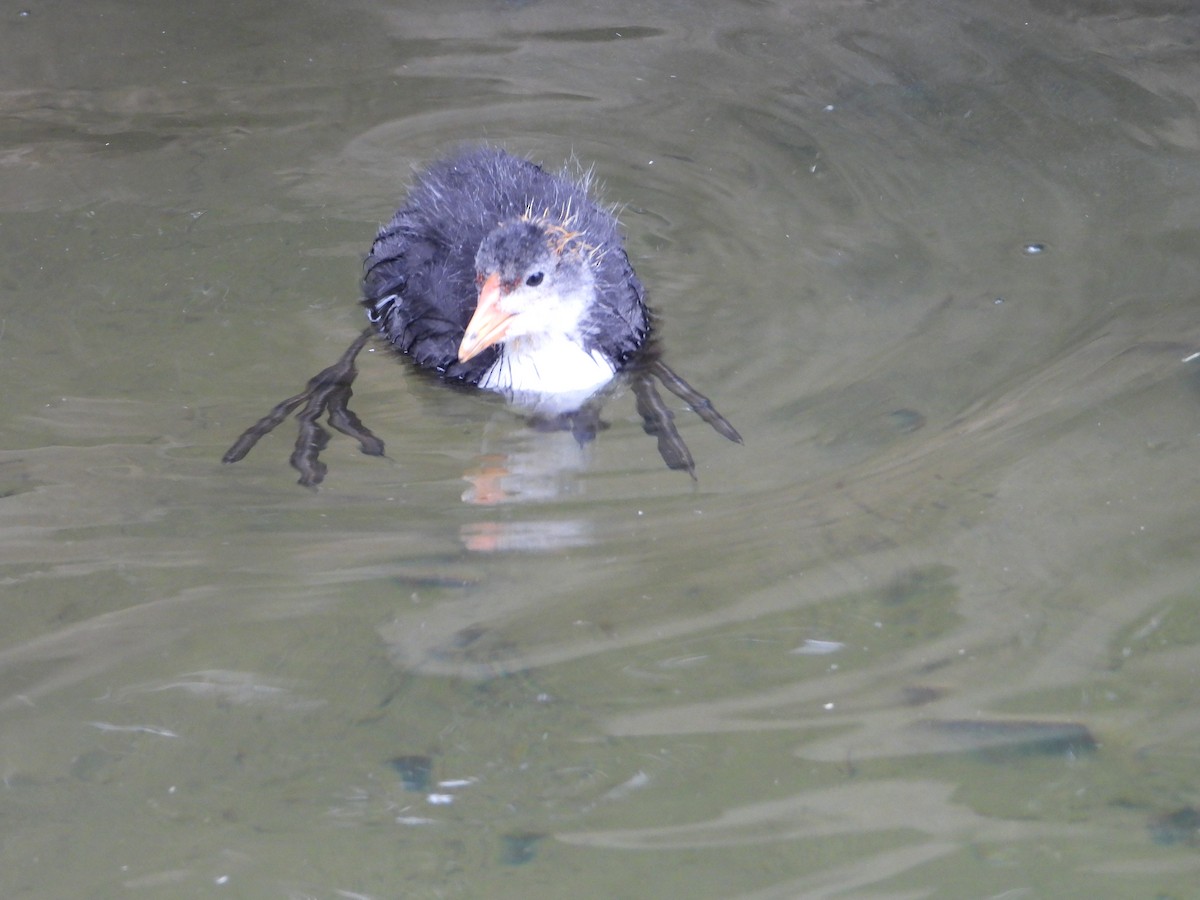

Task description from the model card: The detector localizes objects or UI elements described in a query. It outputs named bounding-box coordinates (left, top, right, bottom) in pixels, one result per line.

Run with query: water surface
left=3, top=0, right=1200, bottom=896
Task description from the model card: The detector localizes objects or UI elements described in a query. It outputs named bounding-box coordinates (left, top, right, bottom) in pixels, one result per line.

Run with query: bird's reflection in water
left=461, top=441, right=587, bottom=507
left=460, top=518, right=596, bottom=553
left=459, top=411, right=595, bottom=552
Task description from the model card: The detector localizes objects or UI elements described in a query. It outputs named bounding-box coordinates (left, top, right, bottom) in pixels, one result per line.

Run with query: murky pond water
left=3, top=0, right=1200, bottom=896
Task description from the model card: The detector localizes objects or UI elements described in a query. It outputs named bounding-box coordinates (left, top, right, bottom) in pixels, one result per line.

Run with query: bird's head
left=458, top=218, right=596, bottom=362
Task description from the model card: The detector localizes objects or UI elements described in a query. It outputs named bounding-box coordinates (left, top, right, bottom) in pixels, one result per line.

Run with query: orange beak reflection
left=458, top=272, right=515, bottom=362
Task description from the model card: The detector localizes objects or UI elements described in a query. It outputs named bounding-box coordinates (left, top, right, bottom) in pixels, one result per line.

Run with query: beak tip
left=458, top=330, right=483, bottom=362
left=458, top=271, right=510, bottom=363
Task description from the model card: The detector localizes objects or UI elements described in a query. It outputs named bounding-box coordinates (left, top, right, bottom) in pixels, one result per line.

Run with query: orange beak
left=458, top=272, right=515, bottom=362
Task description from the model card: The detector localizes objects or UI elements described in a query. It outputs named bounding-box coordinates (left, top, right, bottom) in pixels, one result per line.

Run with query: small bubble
left=1022, top=242, right=1047, bottom=256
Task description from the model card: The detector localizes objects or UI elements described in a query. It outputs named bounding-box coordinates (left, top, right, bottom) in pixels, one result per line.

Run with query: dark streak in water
left=389, top=755, right=434, bottom=792
left=500, top=832, right=545, bottom=865
left=920, top=719, right=1097, bottom=758
left=1148, top=806, right=1200, bottom=847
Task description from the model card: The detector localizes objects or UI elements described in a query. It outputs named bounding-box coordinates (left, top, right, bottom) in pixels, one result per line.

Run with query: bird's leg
left=324, top=381, right=386, bottom=457
left=527, top=403, right=608, bottom=446
left=631, top=371, right=696, bottom=478
left=222, top=327, right=381, bottom=487
left=646, top=359, right=743, bottom=445
left=566, top=403, right=606, bottom=447
left=289, top=396, right=332, bottom=488
left=221, top=388, right=312, bottom=465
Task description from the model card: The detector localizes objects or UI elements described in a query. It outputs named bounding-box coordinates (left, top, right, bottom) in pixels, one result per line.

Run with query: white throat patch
left=478, top=334, right=616, bottom=397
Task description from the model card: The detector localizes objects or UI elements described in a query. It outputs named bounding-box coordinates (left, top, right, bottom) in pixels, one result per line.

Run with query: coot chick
left=365, top=147, right=650, bottom=402
left=224, top=148, right=739, bottom=487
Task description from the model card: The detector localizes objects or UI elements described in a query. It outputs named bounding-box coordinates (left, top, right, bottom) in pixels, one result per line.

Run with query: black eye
left=525, top=272, right=544, bottom=287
